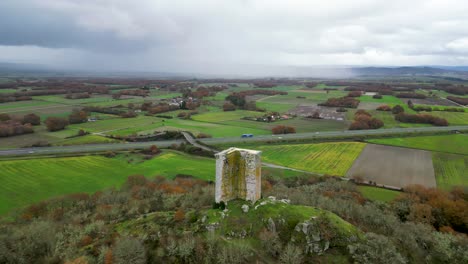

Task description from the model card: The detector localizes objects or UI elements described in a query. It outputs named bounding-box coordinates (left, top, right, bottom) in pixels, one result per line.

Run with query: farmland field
left=191, top=110, right=264, bottom=122
left=432, top=152, right=468, bottom=190
left=346, top=144, right=436, bottom=188
left=54, top=135, right=120, bottom=146
left=257, top=142, right=366, bottom=176
left=421, top=111, right=468, bottom=125
left=367, top=134, right=468, bottom=155
left=0, top=89, right=17, bottom=93
left=358, top=186, right=401, bottom=202
left=256, top=101, right=296, bottom=113
left=0, top=151, right=215, bottom=215
left=358, top=95, right=403, bottom=104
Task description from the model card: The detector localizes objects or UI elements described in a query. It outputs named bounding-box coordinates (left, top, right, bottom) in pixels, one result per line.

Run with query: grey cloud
left=1, top=0, right=468, bottom=75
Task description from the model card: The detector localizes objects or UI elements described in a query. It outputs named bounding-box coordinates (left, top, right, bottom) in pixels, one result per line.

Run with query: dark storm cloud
left=1, top=0, right=468, bottom=75
left=0, top=1, right=153, bottom=52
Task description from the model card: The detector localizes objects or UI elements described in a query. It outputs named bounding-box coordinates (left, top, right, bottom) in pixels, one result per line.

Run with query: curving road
left=0, top=125, right=467, bottom=157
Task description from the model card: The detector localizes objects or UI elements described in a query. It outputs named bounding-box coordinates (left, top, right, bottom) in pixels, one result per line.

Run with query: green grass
left=257, top=142, right=366, bottom=176
left=432, top=153, right=468, bottom=190
left=0, top=151, right=215, bottom=215
left=420, top=111, right=468, bottom=125
left=149, top=92, right=182, bottom=99
left=257, top=90, right=347, bottom=105
left=312, top=83, right=349, bottom=90
left=358, top=95, right=403, bottom=104
left=191, top=110, right=264, bottom=123
left=0, top=89, right=17, bottom=94
left=256, top=101, right=296, bottom=113
left=358, top=186, right=401, bottom=202
left=69, top=115, right=158, bottom=134
left=84, top=98, right=147, bottom=107
left=54, top=135, right=121, bottom=146
left=0, top=100, right=55, bottom=112
left=367, top=134, right=468, bottom=155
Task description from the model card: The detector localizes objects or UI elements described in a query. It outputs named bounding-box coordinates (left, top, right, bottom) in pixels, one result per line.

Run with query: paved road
left=181, top=132, right=215, bottom=152
left=0, top=139, right=185, bottom=157
left=197, top=125, right=468, bottom=145
left=0, top=125, right=467, bottom=157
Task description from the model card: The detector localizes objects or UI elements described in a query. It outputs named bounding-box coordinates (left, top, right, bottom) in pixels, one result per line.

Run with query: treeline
left=182, top=85, right=227, bottom=99
left=0, top=113, right=40, bottom=137
left=271, top=125, right=296, bottom=134
left=395, top=113, right=448, bottom=126
left=225, top=90, right=287, bottom=110
left=396, top=92, right=427, bottom=99
left=349, top=110, right=384, bottom=130
left=319, top=97, right=360, bottom=108
left=344, top=83, right=394, bottom=95
left=447, top=96, right=468, bottom=105
left=0, top=120, right=34, bottom=137
left=65, top=93, right=90, bottom=99
left=146, top=103, right=184, bottom=115
left=0, top=95, right=32, bottom=103
left=83, top=106, right=125, bottom=115
left=118, top=89, right=150, bottom=97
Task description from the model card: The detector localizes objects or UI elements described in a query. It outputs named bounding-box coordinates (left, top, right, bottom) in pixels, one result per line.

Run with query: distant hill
left=350, top=66, right=467, bottom=76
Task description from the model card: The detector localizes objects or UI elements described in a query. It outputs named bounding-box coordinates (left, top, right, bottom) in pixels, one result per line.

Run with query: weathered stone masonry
left=215, top=148, right=262, bottom=203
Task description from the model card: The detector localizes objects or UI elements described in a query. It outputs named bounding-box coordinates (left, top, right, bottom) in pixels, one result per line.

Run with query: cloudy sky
left=1, top=0, right=468, bottom=75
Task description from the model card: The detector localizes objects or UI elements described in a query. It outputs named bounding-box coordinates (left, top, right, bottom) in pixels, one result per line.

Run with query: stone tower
left=215, top=148, right=262, bottom=203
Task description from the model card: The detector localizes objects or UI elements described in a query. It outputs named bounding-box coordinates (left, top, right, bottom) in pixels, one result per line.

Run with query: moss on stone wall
left=221, top=150, right=247, bottom=201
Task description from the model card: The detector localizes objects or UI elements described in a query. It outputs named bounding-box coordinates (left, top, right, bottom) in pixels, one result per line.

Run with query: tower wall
left=215, top=148, right=261, bottom=203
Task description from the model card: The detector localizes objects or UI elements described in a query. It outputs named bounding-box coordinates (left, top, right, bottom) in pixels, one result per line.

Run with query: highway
left=0, top=125, right=467, bottom=157
left=198, top=125, right=468, bottom=144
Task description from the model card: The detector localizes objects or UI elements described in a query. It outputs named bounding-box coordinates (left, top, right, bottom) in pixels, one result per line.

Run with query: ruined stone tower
left=215, top=148, right=262, bottom=203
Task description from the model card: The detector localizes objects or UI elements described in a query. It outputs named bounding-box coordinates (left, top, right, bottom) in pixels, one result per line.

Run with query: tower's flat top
left=215, top=147, right=262, bottom=156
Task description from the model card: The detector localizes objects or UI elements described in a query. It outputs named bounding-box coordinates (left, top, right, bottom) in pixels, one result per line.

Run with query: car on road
left=28, top=151, right=35, bottom=154
left=241, top=134, right=254, bottom=138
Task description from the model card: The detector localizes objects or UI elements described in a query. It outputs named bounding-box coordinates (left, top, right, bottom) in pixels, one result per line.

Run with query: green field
left=358, top=186, right=401, bottom=202
left=257, top=142, right=366, bottom=176
left=421, top=111, right=468, bottom=125
left=312, top=83, right=348, bottom=90
left=432, top=153, right=468, bottom=190
left=0, top=151, right=216, bottom=215
left=0, top=89, right=17, bottom=94
left=110, top=117, right=271, bottom=137
left=257, top=90, right=347, bottom=105
left=54, top=135, right=120, bottom=146
left=256, top=101, right=296, bottom=113
left=0, top=100, right=56, bottom=112
left=367, top=134, right=468, bottom=155
left=359, top=95, right=403, bottom=104
left=191, top=110, right=264, bottom=122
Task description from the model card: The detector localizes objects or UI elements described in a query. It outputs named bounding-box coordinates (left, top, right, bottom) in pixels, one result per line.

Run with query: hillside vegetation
left=0, top=175, right=466, bottom=263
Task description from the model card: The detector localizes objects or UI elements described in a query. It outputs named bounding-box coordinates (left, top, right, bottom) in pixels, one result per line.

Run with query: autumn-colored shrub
left=271, top=125, right=296, bottom=134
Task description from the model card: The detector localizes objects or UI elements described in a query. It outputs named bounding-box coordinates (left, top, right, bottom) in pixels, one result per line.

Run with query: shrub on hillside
left=392, top=105, right=405, bottom=115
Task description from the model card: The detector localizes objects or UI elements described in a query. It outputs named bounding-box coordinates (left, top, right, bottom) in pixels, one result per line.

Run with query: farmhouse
left=215, top=148, right=262, bottom=203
